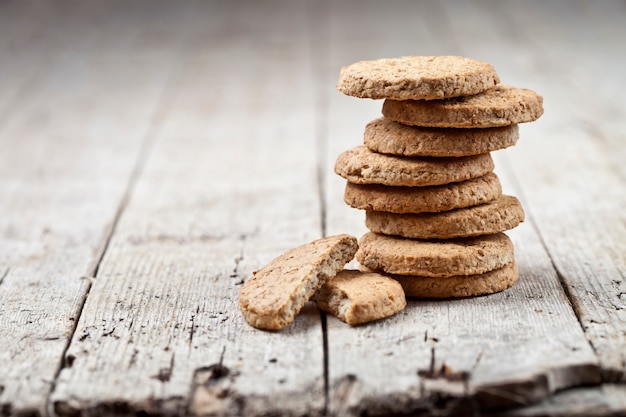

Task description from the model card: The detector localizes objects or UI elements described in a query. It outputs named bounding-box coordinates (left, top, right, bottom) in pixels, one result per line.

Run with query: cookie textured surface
left=382, top=85, right=544, bottom=128
left=380, top=262, right=519, bottom=298
left=239, top=234, right=358, bottom=330
left=334, top=146, right=494, bottom=187
left=314, top=270, right=406, bottom=325
left=337, top=56, right=499, bottom=100
left=364, top=117, right=519, bottom=157
left=356, top=232, right=514, bottom=277
left=366, top=195, right=524, bottom=239
left=344, top=172, right=501, bottom=214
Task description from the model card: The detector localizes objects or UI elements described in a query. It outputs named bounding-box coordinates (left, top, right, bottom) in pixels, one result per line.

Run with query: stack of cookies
left=335, top=56, right=543, bottom=298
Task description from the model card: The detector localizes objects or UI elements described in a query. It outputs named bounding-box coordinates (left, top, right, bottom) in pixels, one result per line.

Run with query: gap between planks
left=0, top=1, right=197, bottom=415
left=307, top=0, right=333, bottom=412
left=46, top=54, right=172, bottom=416
left=44, top=3, right=207, bottom=414
left=50, top=2, right=326, bottom=416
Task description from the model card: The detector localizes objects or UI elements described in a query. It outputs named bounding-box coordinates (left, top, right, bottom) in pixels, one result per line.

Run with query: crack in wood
left=0, top=267, right=9, bottom=286
left=230, top=235, right=246, bottom=277
left=152, top=353, right=175, bottom=383
left=470, top=351, right=483, bottom=376
left=414, top=344, right=486, bottom=415
left=188, top=305, right=200, bottom=348
left=320, top=311, right=329, bottom=416
left=418, top=356, right=470, bottom=384
left=191, top=346, right=230, bottom=387
left=332, top=374, right=357, bottom=416
left=419, top=335, right=443, bottom=380
left=187, top=346, right=248, bottom=416
left=205, top=346, right=229, bottom=386
left=101, top=327, right=116, bottom=338
left=307, top=0, right=330, bottom=241
left=230, top=235, right=247, bottom=286
left=127, top=349, right=139, bottom=370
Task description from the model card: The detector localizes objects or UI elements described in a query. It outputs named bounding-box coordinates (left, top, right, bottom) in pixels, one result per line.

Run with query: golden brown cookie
left=364, top=117, right=519, bottom=157
left=334, top=146, right=494, bottom=187
left=382, top=85, right=543, bottom=128
left=336, top=56, right=499, bottom=100
left=367, top=262, right=519, bottom=298
left=365, top=195, right=524, bottom=239
left=239, top=234, right=358, bottom=330
left=356, top=232, right=514, bottom=277
left=314, top=270, right=406, bottom=325
left=344, top=172, right=502, bottom=214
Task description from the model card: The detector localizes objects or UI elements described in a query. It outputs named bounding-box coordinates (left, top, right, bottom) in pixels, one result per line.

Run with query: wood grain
left=51, top=2, right=327, bottom=416
left=0, top=1, right=624, bottom=416
left=0, top=2, right=186, bottom=415
left=321, top=1, right=607, bottom=415
left=442, top=0, right=626, bottom=383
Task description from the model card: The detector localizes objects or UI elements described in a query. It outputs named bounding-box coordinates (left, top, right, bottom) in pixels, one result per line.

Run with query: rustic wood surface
left=1, top=1, right=625, bottom=417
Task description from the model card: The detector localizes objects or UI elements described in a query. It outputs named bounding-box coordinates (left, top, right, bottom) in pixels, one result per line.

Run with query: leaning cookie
left=314, top=270, right=406, bottom=325
left=363, top=262, right=519, bottom=298
left=345, top=172, right=502, bottom=214
left=356, top=232, right=514, bottom=277
left=239, top=234, right=358, bottom=330
left=366, top=195, right=524, bottom=239
left=364, top=118, right=519, bottom=157
left=335, top=146, right=494, bottom=187
left=337, top=55, right=499, bottom=100
left=382, top=85, right=543, bottom=128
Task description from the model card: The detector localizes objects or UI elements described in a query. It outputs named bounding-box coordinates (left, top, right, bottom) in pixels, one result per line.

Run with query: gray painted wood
left=442, top=0, right=626, bottom=383
left=51, top=2, right=326, bottom=416
left=0, top=2, right=188, bottom=415
left=321, top=2, right=604, bottom=415
left=0, top=1, right=624, bottom=416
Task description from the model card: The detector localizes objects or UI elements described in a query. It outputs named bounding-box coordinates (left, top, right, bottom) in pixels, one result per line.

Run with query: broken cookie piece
left=314, top=270, right=406, bottom=326
left=239, top=234, right=358, bottom=330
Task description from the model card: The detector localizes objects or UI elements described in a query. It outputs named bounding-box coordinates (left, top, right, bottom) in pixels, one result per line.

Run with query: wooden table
left=1, top=1, right=625, bottom=416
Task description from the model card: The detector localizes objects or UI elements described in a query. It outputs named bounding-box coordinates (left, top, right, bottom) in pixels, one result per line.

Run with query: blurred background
left=2, top=0, right=625, bottom=313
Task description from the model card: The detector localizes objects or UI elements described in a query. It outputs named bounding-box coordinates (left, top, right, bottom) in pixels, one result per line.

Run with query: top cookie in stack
left=335, top=56, right=543, bottom=298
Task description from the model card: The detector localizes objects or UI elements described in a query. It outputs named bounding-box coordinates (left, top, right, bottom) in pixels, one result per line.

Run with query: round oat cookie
left=356, top=232, right=514, bottom=277
left=337, top=56, right=500, bottom=100
left=366, top=195, right=524, bottom=239
left=239, top=234, right=358, bottom=330
left=313, top=270, right=406, bottom=326
left=382, top=85, right=543, bottom=128
left=371, top=262, right=519, bottom=298
left=364, top=117, right=519, bottom=157
left=344, top=172, right=502, bottom=214
left=334, top=146, right=494, bottom=187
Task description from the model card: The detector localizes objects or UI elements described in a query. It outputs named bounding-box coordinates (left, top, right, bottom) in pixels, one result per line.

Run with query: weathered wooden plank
left=494, top=384, right=626, bottom=417
left=3, top=1, right=623, bottom=416
left=442, top=0, right=626, bottom=384
left=0, top=2, right=192, bottom=415
left=51, top=2, right=326, bottom=416
left=0, top=2, right=48, bottom=119
left=321, top=10, right=433, bottom=413
left=321, top=1, right=603, bottom=415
